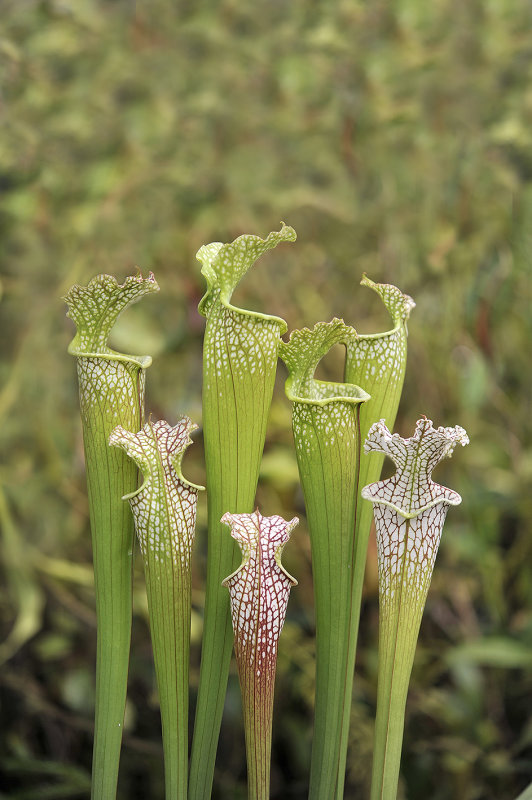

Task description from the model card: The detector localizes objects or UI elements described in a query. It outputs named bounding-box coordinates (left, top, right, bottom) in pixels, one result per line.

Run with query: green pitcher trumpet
left=64, top=272, right=159, bottom=800
left=189, top=224, right=296, bottom=800
left=280, top=276, right=414, bottom=798
left=362, top=417, right=469, bottom=800
left=222, top=509, right=298, bottom=800
left=280, top=318, right=370, bottom=799
left=110, top=418, right=204, bottom=800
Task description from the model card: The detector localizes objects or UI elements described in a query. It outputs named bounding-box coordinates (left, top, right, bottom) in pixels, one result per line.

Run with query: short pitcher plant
left=362, top=417, right=469, bottom=800
left=222, top=509, right=298, bottom=800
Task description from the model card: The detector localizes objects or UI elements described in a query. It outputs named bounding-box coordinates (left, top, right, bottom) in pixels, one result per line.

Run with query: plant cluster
left=63, top=224, right=470, bottom=800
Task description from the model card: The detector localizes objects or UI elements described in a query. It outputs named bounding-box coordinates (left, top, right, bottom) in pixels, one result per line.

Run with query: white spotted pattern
left=222, top=510, right=298, bottom=685
left=64, top=271, right=159, bottom=361
left=345, top=275, right=414, bottom=388
left=203, top=301, right=281, bottom=384
left=77, top=357, right=145, bottom=421
left=280, top=319, right=370, bottom=454
left=362, top=417, right=469, bottom=605
left=198, top=227, right=297, bottom=390
left=64, top=272, right=159, bottom=425
left=109, top=418, right=202, bottom=566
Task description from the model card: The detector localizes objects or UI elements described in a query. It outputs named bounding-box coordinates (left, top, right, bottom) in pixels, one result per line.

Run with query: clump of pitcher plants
left=64, top=226, right=467, bottom=800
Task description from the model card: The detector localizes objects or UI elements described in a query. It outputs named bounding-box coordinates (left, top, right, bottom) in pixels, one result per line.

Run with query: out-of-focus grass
left=1, top=1, right=531, bottom=797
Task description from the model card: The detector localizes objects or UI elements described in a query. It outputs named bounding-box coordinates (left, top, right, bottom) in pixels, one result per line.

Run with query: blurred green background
left=1, top=0, right=532, bottom=797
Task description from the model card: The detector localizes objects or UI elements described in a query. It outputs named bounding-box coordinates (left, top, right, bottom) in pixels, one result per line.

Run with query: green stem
left=370, top=517, right=426, bottom=800
left=81, top=359, right=142, bottom=800
left=147, top=555, right=190, bottom=799
left=280, top=277, right=414, bottom=800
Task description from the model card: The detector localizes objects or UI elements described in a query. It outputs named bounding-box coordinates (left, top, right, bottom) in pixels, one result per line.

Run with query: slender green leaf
left=336, top=277, right=415, bottom=794
left=0, top=485, right=44, bottom=666
left=446, top=638, right=532, bottom=670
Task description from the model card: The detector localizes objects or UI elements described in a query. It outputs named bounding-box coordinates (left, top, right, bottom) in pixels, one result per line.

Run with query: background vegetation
left=1, top=0, right=532, bottom=797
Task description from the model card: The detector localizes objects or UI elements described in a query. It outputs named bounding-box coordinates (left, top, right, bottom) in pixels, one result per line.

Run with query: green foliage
left=1, top=1, right=532, bottom=798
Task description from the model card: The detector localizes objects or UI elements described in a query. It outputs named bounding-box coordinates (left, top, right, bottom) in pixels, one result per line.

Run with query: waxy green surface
left=362, top=418, right=468, bottom=800
left=280, top=319, right=369, bottom=799
left=110, top=418, right=203, bottom=800
left=189, top=225, right=296, bottom=800
left=64, top=272, right=159, bottom=800
left=280, top=278, right=414, bottom=799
